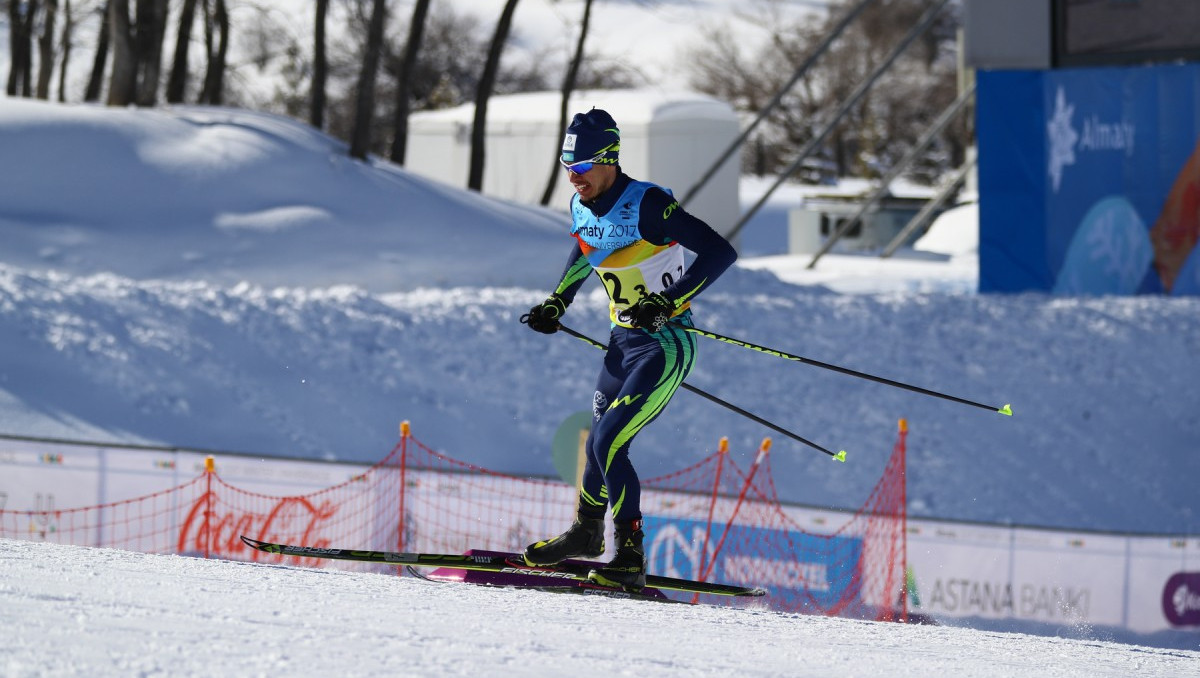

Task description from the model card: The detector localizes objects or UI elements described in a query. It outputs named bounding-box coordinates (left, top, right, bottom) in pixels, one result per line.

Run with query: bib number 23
left=601, top=267, right=682, bottom=305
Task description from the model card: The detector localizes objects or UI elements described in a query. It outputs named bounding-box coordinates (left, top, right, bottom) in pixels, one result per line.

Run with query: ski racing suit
left=548, top=171, right=737, bottom=526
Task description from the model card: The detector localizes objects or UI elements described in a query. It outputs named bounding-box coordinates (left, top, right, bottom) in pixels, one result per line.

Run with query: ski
left=403, top=565, right=691, bottom=604
left=240, top=536, right=766, bottom=598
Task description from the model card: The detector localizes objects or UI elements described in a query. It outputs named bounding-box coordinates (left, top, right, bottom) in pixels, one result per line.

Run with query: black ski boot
left=523, top=515, right=605, bottom=566
left=588, top=520, right=646, bottom=590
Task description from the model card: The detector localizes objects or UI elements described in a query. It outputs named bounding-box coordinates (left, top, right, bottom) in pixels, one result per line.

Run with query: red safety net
left=0, top=422, right=908, bottom=620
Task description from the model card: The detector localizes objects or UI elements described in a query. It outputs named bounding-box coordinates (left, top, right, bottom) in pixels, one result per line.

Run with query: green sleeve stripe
left=555, top=255, right=592, bottom=296
left=671, top=278, right=708, bottom=306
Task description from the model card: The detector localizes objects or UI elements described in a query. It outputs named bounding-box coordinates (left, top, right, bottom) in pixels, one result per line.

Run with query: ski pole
left=540, top=320, right=846, bottom=462
left=671, top=322, right=1013, bottom=417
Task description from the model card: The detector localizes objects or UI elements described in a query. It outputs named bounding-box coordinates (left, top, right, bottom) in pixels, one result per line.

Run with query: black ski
left=240, top=536, right=766, bottom=598
left=403, top=565, right=691, bottom=604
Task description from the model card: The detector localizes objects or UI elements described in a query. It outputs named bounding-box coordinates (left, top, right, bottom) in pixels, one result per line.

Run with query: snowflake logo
left=1046, top=86, right=1078, bottom=193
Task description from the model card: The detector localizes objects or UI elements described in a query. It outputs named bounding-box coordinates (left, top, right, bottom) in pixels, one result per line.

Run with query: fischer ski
left=240, top=536, right=766, bottom=598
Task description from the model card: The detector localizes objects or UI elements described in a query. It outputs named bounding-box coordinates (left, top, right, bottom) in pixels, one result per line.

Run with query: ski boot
left=523, top=515, right=605, bottom=566
left=588, top=520, right=646, bottom=590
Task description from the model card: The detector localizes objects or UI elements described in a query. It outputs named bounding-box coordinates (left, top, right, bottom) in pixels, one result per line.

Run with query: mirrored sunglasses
left=560, top=153, right=607, bottom=175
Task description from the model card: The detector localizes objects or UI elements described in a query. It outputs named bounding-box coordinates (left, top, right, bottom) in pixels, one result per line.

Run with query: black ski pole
left=530, top=317, right=846, bottom=461
left=671, top=322, right=1013, bottom=417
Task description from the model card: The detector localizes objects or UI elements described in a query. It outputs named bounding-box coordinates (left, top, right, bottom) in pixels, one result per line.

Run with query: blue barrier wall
left=978, top=63, right=1200, bottom=295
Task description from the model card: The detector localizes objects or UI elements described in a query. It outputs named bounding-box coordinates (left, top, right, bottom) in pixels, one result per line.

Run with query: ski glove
left=628, top=293, right=675, bottom=333
left=523, top=294, right=568, bottom=334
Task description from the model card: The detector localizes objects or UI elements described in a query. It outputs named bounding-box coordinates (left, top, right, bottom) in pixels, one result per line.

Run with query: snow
left=1, top=96, right=1198, bottom=537
left=1, top=92, right=1199, bottom=670
left=3, top=539, right=1196, bottom=677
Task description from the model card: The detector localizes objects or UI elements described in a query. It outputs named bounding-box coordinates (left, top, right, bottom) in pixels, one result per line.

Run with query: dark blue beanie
left=561, top=108, right=620, bottom=164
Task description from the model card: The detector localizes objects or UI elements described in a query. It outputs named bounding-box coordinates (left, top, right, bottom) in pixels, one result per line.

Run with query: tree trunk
left=36, top=0, right=59, bottom=99
left=198, top=0, right=228, bottom=104
left=5, top=1, right=16, bottom=95
left=540, top=0, right=592, bottom=205
left=7, top=0, right=38, bottom=97
left=107, top=0, right=137, bottom=105
left=166, top=0, right=198, bottom=103
left=84, top=0, right=111, bottom=102
left=467, top=0, right=520, bottom=192
left=388, top=0, right=431, bottom=165
left=57, top=0, right=72, bottom=102
left=349, top=0, right=388, bottom=160
left=134, top=0, right=167, bottom=106
left=310, top=0, right=328, bottom=129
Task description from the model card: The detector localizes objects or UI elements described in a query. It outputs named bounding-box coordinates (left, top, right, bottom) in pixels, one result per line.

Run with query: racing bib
left=570, top=181, right=690, bottom=327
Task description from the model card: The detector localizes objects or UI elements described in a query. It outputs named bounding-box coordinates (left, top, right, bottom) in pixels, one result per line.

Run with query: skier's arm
left=551, top=241, right=593, bottom=305
left=638, top=187, right=737, bottom=307
left=525, top=242, right=594, bottom=334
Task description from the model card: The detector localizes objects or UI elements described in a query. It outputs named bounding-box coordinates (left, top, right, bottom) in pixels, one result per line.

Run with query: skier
left=521, top=108, right=737, bottom=589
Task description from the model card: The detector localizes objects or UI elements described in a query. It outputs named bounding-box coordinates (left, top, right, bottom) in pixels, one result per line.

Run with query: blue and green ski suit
left=550, top=171, right=737, bottom=525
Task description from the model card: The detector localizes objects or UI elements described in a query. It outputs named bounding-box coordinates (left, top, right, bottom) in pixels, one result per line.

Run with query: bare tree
left=166, top=0, right=198, bottom=103
left=133, top=0, right=166, bottom=105
left=540, top=0, right=593, bottom=206
left=310, top=0, right=328, bottom=129
left=349, top=0, right=388, bottom=160
left=84, top=0, right=110, bottom=101
left=35, top=0, right=59, bottom=99
left=105, top=0, right=167, bottom=106
left=388, top=0, right=431, bottom=165
left=467, top=0, right=520, bottom=192
left=685, top=0, right=963, bottom=182
left=7, top=0, right=38, bottom=96
left=197, top=0, right=228, bottom=104
left=56, top=0, right=73, bottom=101
left=382, top=5, right=486, bottom=112
left=106, top=0, right=136, bottom=104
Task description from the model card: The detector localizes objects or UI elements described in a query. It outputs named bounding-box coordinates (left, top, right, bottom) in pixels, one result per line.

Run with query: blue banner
left=643, top=515, right=862, bottom=609
left=978, top=63, right=1200, bottom=295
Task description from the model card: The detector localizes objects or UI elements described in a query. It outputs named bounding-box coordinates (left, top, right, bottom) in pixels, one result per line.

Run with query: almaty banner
left=977, top=63, right=1200, bottom=296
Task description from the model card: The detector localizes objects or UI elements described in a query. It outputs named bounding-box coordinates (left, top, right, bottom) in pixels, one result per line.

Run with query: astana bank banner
left=977, top=63, right=1200, bottom=295
left=904, top=519, right=1199, bottom=635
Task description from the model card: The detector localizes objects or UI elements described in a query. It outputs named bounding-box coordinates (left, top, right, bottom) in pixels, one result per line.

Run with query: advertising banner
left=0, top=441, right=104, bottom=541
left=4, top=436, right=1197, bottom=636
left=1128, top=536, right=1200, bottom=632
left=1008, top=531, right=1125, bottom=626
left=906, top=519, right=1200, bottom=635
left=906, top=521, right=1018, bottom=619
left=643, top=515, right=862, bottom=610
left=977, top=63, right=1200, bottom=295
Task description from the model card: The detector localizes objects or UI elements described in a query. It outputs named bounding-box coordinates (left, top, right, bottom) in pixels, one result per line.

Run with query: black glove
left=522, top=294, right=568, bottom=334
left=628, top=293, right=675, bottom=332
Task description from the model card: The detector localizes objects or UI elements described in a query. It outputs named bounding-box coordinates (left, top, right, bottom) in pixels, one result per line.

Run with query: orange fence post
left=699, top=437, right=730, bottom=574
left=398, top=421, right=410, bottom=553
left=700, top=438, right=771, bottom=584
left=203, top=455, right=215, bottom=559
left=692, top=437, right=729, bottom=604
